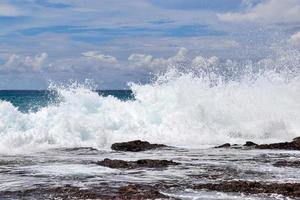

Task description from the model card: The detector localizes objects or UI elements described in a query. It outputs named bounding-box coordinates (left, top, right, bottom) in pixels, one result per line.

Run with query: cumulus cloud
left=82, top=51, right=118, bottom=63
left=3, top=53, right=48, bottom=72
left=288, top=31, right=300, bottom=46
left=0, top=3, right=22, bottom=16
left=128, top=54, right=153, bottom=65
left=218, top=0, right=300, bottom=24
left=128, top=47, right=188, bottom=69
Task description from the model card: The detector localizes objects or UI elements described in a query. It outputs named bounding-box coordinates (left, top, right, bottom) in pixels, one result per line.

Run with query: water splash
left=0, top=50, right=299, bottom=154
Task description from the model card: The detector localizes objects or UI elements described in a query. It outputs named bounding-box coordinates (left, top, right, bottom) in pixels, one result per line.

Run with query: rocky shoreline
left=2, top=180, right=300, bottom=199
left=214, top=137, right=300, bottom=150
left=1, top=138, right=300, bottom=199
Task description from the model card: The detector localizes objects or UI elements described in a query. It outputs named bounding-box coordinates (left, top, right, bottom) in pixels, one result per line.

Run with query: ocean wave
left=0, top=50, right=300, bottom=154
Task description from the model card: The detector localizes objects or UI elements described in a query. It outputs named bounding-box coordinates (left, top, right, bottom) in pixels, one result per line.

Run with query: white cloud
left=128, top=47, right=188, bottom=69
left=218, top=0, right=300, bottom=24
left=3, top=53, right=48, bottom=71
left=288, top=31, right=300, bottom=46
left=128, top=54, right=153, bottom=65
left=25, top=53, right=48, bottom=71
left=0, top=3, right=22, bottom=16
left=82, top=51, right=118, bottom=63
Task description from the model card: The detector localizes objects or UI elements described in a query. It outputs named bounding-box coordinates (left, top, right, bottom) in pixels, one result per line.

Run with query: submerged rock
left=194, top=181, right=300, bottom=197
left=243, top=141, right=257, bottom=147
left=118, top=184, right=169, bottom=199
left=0, top=184, right=171, bottom=199
left=214, top=143, right=231, bottom=148
left=111, top=140, right=167, bottom=152
left=0, top=185, right=100, bottom=199
left=96, top=158, right=179, bottom=169
left=273, top=160, right=300, bottom=168
left=256, top=137, right=300, bottom=150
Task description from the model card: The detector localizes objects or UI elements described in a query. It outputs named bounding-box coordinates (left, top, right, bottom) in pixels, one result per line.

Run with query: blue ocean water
left=0, top=90, right=133, bottom=113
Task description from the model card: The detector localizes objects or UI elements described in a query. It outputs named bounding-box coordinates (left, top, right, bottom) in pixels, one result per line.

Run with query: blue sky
left=0, top=0, right=299, bottom=89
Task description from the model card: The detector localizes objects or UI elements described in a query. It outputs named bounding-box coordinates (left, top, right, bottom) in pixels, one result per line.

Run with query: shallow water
left=1, top=147, right=300, bottom=199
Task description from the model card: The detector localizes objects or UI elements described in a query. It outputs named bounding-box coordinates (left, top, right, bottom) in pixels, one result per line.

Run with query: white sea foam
left=0, top=50, right=299, bottom=154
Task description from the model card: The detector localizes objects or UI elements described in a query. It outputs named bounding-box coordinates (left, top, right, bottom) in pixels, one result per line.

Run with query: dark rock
left=243, top=141, right=257, bottom=147
left=96, top=159, right=131, bottom=168
left=0, top=185, right=100, bottom=199
left=135, top=159, right=179, bottom=168
left=293, top=137, right=300, bottom=142
left=194, top=181, right=300, bottom=197
left=0, top=184, right=173, bottom=199
left=256, top=138, right=300, bottom=150
left=273, top=160, right=300, bottom=168
left=215, top=143, right=231, bottom=148
left=111, top=140, right=167, bottom=152
left=64, top=147, right=98, bottom=151
left=118, top=184, right=169, bottom=199
left=96, top=158, right=179, bottom=169
left=231, top=144, right=242, bottom=149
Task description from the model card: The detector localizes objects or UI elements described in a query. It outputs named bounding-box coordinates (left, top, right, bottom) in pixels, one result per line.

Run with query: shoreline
left=1, top=138, right=300, bottom=199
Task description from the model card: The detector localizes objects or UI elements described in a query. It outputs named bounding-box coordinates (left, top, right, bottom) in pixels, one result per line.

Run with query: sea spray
left=0, top=51, right=299, bottom=154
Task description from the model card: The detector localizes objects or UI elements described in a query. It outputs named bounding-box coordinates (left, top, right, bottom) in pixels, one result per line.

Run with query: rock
left=96, top=158, right=180, bottom=169
left=118, top=184, right=169, bottom=199
left=256, top=138, right=300, bottom=150
left=96, top=159, right=131, bottom=169
left=215, top=143, right=231, bottom=148
left=273, top=160, right=300, bottom=168
left=111, top=140, right=167, bottom=152
left=0, top=185, right=100, bottom=199
left=194, top=181, right=300, bottom=197
left=64, top=147, right=98, bottom=152
left=243, top=141, right=257, bottom=147
left=0, top=184, right=172, bottom=199
left=231, top=144, right=242, bottom=149
left=135, top=159, right=179, bottom=168
left=293, top=137, right=300, bottom=142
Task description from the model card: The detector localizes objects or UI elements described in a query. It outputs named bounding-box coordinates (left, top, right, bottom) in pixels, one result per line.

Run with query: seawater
left=0, top=90, right=133, bottom=113
left=0, top=49, right=299, bottom=154
left=0, top=49, right=300, bottom=199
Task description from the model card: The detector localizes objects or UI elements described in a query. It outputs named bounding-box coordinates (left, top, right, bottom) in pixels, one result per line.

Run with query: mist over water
left=0, top=49, right=299, bottom=154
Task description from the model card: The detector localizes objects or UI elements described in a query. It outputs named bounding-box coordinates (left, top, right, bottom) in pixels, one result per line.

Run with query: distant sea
left=0, top=90, right=133, bottom=113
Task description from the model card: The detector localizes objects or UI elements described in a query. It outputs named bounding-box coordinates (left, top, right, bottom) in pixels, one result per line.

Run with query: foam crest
left=0, top=52, right=300, bottom=154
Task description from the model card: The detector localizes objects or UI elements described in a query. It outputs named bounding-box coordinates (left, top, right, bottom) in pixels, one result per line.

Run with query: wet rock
left=214, top=143, right=231, bottom=148
left=96, top=159, right=131, bottom=168
left=243, top=141, right=257, bottom=147
left=0, top=185, right=101, bottom=199
left=256, top=137, right=300, bottom=150
left=231, top=144, right=242, bottom=149
left=96, top=158, right=179, bottom=169
left=111, top=140, right=167, bottom=152
left=273, top=160, right=300, bottom=168
left=194, top=181, right=300, bottom=197
left=118, top=184, right=169, bottom=199
left=64, top=147, right=98, bottom=152
left=293, top=137, right=300, bottom=142
left=0, top=184, right=173, bottom=199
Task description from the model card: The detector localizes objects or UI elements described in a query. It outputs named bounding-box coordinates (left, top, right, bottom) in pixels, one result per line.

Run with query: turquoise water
left=0, top=90, right=133, bottom=113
